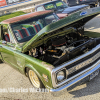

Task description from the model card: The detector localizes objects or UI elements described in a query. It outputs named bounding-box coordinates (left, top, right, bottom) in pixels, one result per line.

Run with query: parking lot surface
left=0, top=14, right=100, bottom=100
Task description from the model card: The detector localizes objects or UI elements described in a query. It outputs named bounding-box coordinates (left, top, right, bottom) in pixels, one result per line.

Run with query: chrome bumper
left=50, top=60, right=100, bottom=96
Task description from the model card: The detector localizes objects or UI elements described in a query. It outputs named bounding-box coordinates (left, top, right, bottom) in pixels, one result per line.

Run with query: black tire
left=26, top=68, right=45, bottom=88
left=0, top=59, right=3, bottom=63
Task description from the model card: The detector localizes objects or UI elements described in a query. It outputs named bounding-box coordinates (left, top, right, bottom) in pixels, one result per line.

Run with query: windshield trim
left=11, top=13, right=59, bottom=43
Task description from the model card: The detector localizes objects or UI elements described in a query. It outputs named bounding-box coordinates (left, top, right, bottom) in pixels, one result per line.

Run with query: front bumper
left=50, top=59, right=100, bottom=96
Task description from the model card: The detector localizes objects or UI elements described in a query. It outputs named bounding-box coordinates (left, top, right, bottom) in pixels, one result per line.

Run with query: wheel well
left=24, top=67, right=45, bottom=88
left=24, top=67, right=28, bottom=77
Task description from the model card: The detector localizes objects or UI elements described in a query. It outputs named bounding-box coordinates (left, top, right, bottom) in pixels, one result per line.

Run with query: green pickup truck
left=0, top=7, right=100, bottom=95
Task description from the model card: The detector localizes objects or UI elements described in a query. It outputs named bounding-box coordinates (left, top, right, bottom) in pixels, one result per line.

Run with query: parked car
left=64, top=0, right=100, bottom=7
left=0, top=7, right=100, bottom=95
left=35, top=0, right=90, bottom=19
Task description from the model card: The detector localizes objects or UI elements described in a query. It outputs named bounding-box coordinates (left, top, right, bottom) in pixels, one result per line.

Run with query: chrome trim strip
left=50, top=60, right=100, bottom=93
left=51, top=44, right=100, bottom=88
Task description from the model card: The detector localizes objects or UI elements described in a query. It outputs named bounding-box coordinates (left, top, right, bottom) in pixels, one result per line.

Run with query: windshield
left=45, top=3, right=56, bottom=10
left=11, top=13, right=59, bottom=43
left=44, top=1, right=68, bottom=10
left=56, top=1, right=68, bottom=9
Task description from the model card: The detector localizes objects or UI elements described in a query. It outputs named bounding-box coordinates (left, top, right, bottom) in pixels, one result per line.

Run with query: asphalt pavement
left=85, top=14, right=100, bottom=33
left=0, top=14, right=100, bottom=100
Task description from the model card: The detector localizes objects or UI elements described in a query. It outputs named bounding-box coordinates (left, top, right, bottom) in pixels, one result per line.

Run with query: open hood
left=22, top=7, right=100, bottom=53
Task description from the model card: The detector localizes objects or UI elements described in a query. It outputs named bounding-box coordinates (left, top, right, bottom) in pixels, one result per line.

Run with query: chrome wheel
left=29, top=70, right=40, bottom=88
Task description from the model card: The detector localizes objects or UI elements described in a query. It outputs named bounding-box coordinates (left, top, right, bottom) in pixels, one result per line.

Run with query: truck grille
left=51, top=44, right=100, bottom=88
left=66, top=48, right=100, bottom=78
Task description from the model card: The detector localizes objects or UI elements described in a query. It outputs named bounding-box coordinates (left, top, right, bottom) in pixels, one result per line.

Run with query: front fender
left=23, top=61, right=53, bottom=89
left=15, top=52, right=54, bottom=89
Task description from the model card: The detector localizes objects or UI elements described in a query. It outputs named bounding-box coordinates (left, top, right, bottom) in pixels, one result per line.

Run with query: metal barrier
left=0, top=0, right=50, bottom=16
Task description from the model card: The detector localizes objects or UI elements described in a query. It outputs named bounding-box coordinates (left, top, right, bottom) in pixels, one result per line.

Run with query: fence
left=0, top=0, right=51, bottom=16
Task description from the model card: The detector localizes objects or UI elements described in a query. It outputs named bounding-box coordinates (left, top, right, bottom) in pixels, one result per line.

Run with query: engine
left=28, top=32, right=98, bottom=66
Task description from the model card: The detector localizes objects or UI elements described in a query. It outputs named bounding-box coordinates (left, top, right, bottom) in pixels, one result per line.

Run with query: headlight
left=57, top=71, right=65, bottom=82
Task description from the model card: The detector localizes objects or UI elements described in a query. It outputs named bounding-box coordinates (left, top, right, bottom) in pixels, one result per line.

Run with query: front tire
left=27, top=68, right=44, bottom=88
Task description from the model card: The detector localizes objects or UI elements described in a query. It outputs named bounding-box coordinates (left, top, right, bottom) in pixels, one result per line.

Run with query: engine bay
left=27, top=31, right=100, bottom=66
